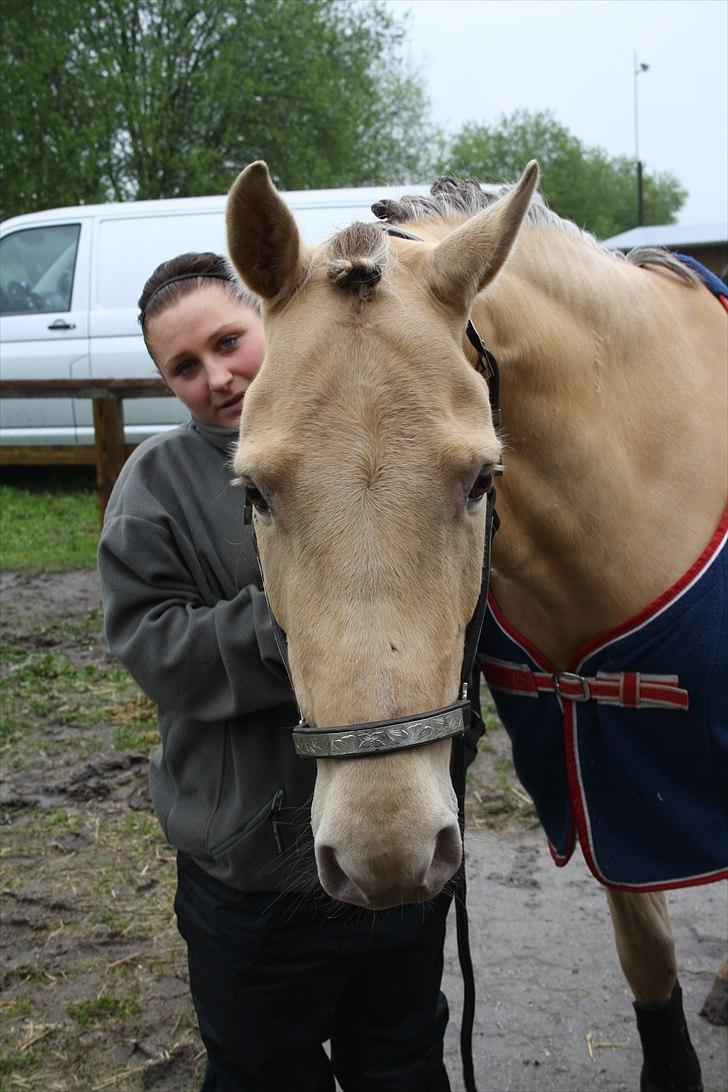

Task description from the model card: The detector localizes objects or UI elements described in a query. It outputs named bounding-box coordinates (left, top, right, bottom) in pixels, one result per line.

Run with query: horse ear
left=226, top=161, right=311, bottom=304
left=427, top=161, right=540, bottom=314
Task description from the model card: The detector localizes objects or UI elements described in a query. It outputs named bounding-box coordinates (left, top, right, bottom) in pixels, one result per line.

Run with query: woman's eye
left=467, top=468, right=493, bottom=503
left=176, top=358, right=198, bottom=377
left=219, top=334, right=239, bottom=352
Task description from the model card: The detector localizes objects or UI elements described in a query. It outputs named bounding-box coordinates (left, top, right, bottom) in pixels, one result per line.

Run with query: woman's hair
left=138, top=251, right=260, bottom=360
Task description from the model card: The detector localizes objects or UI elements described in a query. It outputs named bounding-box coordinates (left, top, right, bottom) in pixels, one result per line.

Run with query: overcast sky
left=385, top=0, right=727, bottom=227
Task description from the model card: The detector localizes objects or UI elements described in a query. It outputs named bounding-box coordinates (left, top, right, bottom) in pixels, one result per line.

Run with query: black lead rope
left=452, top=487, right=498, bottom=1092
left=453, top=731, right=476, bottom=1090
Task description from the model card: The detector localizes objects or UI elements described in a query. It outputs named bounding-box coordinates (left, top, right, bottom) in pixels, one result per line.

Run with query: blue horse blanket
left=481, top=513, right=728, bottom=892
left=674, top=253, right=728, bottom=302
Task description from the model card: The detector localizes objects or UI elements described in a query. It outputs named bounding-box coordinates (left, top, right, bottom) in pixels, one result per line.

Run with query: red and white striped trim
left=483, top=657, right=689, bottom=710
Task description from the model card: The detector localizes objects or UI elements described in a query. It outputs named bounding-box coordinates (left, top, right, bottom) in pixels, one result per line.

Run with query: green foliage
left=2, top=3, right=688, bottom=237
left=1, top=0, right=113, bottom=216
left=442, top=110, right=687, bottom=239
left=0, top=468, right=99, bottom=570
left=0, top=0, right=434, bottom=217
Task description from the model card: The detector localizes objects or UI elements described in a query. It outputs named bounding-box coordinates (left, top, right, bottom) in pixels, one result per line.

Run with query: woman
left=98, top=252, right=452, bottom=1092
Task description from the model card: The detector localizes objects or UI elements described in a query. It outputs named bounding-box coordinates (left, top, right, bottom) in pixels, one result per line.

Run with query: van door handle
left=48, top=318, right=76, bottom=330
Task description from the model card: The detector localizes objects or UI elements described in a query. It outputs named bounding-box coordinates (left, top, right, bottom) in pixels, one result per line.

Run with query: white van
left=0, top=184, right=429, bottom=447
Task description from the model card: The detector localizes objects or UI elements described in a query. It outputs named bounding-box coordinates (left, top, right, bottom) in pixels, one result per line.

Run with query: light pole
left=634, top=52, right=650, bottom=227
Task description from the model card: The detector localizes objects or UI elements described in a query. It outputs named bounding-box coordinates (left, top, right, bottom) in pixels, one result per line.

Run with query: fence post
left=92, top=395, right=126, bottom=523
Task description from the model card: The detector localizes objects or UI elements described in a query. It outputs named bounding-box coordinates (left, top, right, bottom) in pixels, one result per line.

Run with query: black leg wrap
left=634, top=981, right=703, bottom=1092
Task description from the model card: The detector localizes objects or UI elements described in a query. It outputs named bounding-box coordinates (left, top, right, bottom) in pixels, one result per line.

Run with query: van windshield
left=0, top=224, right=81, bottom=315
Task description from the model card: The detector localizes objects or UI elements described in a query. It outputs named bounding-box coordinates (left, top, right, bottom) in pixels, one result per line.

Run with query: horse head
left=227, top=160, right=538, bottom=908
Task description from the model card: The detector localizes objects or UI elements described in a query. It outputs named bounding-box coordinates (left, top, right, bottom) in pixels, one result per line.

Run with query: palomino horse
left=226, top=161, right=726, bottom=1091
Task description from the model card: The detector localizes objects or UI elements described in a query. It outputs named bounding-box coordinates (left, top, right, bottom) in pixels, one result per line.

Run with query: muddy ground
left=1, top=570, right=726, bottom=1092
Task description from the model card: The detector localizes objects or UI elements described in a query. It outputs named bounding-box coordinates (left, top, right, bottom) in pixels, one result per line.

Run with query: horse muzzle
left=315, top=820, right=462, bottom=909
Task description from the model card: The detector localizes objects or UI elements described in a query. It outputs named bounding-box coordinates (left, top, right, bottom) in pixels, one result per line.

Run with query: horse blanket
left=674, top=253, right=728, bottom=308
left=481, top=511, right=728, bottom=892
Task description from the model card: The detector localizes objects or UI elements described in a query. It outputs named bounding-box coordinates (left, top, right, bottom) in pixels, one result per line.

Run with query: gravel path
left=442, top=829, right=727, bottom=1091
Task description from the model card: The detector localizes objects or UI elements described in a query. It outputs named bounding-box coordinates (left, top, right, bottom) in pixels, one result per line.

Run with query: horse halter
left=244, top=221, right=501, bottom=758
left=245, top=483, right=498, bottom=758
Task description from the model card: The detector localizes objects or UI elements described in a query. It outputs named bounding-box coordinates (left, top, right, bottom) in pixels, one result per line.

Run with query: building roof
left=604, top=222, right=728, bottom=250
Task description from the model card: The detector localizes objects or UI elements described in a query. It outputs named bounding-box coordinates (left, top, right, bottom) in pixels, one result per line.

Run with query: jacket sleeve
left=98, top=513, right=293, bottom=722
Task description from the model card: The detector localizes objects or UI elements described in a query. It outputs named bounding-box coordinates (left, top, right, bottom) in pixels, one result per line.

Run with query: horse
left=226, top=160, right=727, bottom=1092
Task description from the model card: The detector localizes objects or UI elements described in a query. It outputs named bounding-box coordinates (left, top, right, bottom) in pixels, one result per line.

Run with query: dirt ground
left=1, top=569, right=726, bottom=1092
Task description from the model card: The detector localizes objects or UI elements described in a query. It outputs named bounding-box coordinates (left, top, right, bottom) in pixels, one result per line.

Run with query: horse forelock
left=324, top=221, right=393, bottom=305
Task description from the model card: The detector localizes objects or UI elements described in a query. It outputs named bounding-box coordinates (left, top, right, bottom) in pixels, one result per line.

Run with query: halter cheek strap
left=384, top=224, right=501, bottom=427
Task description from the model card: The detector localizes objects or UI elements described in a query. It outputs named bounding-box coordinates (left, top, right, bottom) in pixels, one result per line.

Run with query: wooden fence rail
left=0, top=378, right=173, bottom=521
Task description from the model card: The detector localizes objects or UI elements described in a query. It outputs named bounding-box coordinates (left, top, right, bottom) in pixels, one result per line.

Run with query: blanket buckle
left=553, top=671, right=591, bottom=702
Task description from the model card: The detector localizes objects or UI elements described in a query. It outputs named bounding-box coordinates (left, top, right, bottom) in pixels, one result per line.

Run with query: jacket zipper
left=211, top=788, right=285, bottom=857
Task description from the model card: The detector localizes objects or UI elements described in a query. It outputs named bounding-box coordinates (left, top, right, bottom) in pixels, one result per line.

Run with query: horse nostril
left=425, top=823, right=462, bottom=891
left=435, top=822, right=462, bottom=864
left=316, top=843, right=347, bottom=887
left=315, top=843, right=368, bottom=905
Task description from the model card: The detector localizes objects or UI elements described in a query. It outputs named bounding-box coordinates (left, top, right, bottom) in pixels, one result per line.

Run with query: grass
left=0, top=641, right=132, bottom=746
left=0, top=1051, right=33, bottom=1075
left=1, top=799, right=198, bottom=1089
left=0, top=467, right=99, bottom=571
left=2, top=998, right=31, bottom=1019
left=67, top=995, right=142, bottom=1029
left=0, top=647, right=157, bottom=783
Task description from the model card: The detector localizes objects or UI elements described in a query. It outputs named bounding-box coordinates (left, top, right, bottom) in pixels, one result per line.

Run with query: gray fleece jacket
left=98, top=418, right=316, bottom=891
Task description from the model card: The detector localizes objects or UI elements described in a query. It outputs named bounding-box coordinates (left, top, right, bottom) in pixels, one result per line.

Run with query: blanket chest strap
left=483, top=657, right=689, bottom=711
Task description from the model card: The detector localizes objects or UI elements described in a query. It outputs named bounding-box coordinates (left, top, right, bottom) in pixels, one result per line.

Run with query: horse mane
left=372, top=176, right=699, bottom=286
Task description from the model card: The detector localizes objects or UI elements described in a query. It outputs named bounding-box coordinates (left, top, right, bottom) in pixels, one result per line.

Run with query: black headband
left=140, top=272, right=233, bottom=323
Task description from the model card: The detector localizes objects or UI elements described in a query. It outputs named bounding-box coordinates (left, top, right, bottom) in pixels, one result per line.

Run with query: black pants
left=175, top=852, right=452, bottom=1092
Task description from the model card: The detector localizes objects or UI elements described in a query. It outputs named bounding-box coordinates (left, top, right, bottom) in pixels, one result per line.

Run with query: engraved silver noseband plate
left=292, top=701, right=467, bottom=758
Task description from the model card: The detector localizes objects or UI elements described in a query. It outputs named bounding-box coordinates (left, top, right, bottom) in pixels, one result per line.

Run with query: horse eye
left=467, top=469, right=493, bottom=503
left=244, top=482, right=270, bottom=516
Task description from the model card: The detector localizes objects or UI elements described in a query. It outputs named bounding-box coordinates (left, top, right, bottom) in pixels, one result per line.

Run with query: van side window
left=0, top=224, right=81, bottom=315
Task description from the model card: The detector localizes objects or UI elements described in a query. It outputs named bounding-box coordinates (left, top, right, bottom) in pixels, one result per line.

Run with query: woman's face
left=147, top=284, right=265, bottom=429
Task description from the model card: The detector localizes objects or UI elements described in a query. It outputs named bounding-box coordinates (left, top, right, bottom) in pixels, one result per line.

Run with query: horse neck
left=471, top=227, right=726, bottom=663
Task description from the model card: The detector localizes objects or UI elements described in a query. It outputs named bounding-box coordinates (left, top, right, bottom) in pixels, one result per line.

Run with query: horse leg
left=605, top=888, right=703, bottom=1092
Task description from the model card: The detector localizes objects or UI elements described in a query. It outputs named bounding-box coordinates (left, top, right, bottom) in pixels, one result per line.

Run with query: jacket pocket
left=210, top=788, right=284, bottom=858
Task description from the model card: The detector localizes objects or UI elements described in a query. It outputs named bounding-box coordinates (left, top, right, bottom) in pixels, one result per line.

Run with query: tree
left=441, top=110, right=687, bottom=239
left=0, top=0, right=434, bottom=218
left=1, top=0, right=117, bottom=216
